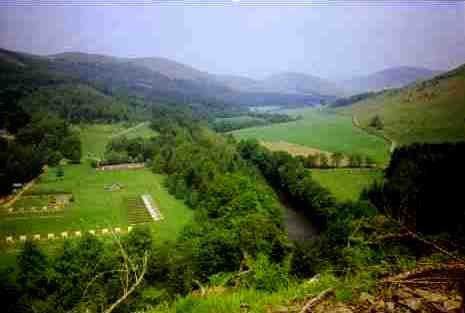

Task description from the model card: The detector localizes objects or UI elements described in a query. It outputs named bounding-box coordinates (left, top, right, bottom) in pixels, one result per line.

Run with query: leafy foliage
left=212, top=113, right=299, bottom=133
left=18, top=84, right=131, bottom=123
left=0, top=114, right=82, bottom=195
left=238, top=139, right=335, bottom=226
left=148, top=115, right=291, bottom=294
left=364, top=143, right=465, bottom=242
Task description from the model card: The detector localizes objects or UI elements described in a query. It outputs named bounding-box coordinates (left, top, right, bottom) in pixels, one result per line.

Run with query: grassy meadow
left=311, top=169, right=383, bottom=202
left=0, top=122, right=189, bottom=243
left=232, top=108, right=389, bottom=164
left=79, top=122, right=158, bottom=158
left=0, top=165, right=192, bottom=240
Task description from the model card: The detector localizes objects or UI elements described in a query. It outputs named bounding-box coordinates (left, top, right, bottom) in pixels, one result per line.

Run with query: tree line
left=211, top=112, right=300, bottom=133
left=297, top=152, right=377, bottom=169
left=363, top=142, right=465, bottom=243
left=0, top=114, right=82, bottom=195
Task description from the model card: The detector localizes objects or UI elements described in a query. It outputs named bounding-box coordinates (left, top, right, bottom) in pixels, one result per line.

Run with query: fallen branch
left=375, top=233, right=412, bottom=241
left=404, top=228, right=465, bottom=264
left=102, top=229, right=149, bottom=313
left=378, top=208, right=465, bottom=264
left=382, top=263, right=465, bottom=284
left=193, top=280, right=206, bottom=297
left=299, top=288, right=334, bottom=313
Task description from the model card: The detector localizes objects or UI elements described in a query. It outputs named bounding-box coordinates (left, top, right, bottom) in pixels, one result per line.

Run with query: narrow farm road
left=110, top=122, right=149, bottom=139
left=352, top=115, right=397, bottom=153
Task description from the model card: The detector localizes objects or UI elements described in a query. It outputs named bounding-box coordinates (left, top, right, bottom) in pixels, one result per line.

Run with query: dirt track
left=352, top=115, right=397, bottom=153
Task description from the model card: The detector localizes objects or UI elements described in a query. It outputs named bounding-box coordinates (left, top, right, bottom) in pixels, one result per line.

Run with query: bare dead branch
left=298, top=288, right=334, bottom=313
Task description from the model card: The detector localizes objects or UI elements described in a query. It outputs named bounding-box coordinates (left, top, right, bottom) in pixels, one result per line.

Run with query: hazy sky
left=1, top=1, right=465, bottom=80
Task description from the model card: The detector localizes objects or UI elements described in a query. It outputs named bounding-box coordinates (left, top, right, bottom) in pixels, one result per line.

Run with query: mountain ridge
left=340, top=66, right=442, bottom=95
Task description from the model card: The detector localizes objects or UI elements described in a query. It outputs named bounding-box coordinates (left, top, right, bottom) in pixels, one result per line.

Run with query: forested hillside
left=18, top=84, right=130, bottom=123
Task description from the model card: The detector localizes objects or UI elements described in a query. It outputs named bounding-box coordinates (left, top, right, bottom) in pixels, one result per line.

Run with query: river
left=283, top=197, right=319, bottom=241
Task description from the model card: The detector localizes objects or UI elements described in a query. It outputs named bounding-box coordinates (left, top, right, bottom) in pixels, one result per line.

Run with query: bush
left=290, top=241, right=322, bottom=278
left=252, top=254, right=288, bottom=292
left=369, top=115, right=384, bottom=130
left=89, top=159, right=99, bottom=168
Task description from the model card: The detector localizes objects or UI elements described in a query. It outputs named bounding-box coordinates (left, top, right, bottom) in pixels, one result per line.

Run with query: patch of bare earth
left=260, top=141, right=332, bottom=158
left=97, top=163, right=145, bottom=171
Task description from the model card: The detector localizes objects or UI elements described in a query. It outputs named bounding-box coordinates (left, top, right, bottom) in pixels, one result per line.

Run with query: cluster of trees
left=18, top=84, right=131, bottom=123
left=237, top=140, right=335, bottom=225
left=369, top=115, right=384, bottom=130
left=0, top=229, right=152, bottom=313
left=363, top=143, right=465, bottom=242
left=211, top=113, right=300, bottom=133
left=329, top=91, right=378, bottom=108
left=149, top=118, right=290, bottom=293
left=15, top=114, right=82, bottom=165
left=0, top=114, right=82, bottom=195
left=99, top=136, right=158, bottom=166
left=298, top=152, right=376, bottom=169
left=0, top=138, right=43, bottom=196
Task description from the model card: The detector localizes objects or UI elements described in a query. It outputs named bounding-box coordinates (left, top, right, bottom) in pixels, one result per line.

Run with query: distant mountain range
left=1, top=47, right=444, bottom=112
left=126, top=55, right=443, bottom=98
left=340, top=66, right=442, bottom=95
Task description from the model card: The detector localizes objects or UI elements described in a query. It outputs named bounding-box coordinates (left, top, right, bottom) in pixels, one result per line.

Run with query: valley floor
left=232, top=108, right=390, bottom=165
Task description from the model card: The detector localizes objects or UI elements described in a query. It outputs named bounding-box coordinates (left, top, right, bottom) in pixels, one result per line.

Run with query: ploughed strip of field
left=260, top=140, right=332, bottom=158
left=281, top=195, right=319, bottom=241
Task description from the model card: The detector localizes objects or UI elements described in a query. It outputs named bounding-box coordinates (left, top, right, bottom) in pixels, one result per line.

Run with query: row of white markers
left=4, top=226, right=134, bottom=244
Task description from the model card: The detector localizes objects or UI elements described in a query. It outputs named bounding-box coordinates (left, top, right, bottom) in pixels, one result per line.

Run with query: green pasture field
left=232, top=108, right=389, bottom=164
left=311, top=169, right=383, bottom=202
left=0, top=165, right=192, bottom=241
left=78, top=122, right=157, bottom=158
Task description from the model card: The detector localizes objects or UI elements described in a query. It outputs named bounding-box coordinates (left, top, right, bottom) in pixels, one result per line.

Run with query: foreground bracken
left=165, top=263, right=465, bottom=313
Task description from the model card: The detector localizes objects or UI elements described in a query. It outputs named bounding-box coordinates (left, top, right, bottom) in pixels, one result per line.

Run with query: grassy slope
left=338, top=65, right=465, bottom=146
left=149, top=274, right=338, bottom=313
left=79, top=123, right=158, bottom=158
left=232, top=108, right=389, bottom=164
left=311, top=169, right=383, bottom=202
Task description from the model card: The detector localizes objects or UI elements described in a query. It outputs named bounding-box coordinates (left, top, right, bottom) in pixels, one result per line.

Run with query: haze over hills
left=260, top=72, right=345, bottom=97
left=0, top=47, right=448, bottom=118
left=128, top=56, right=210, bottom=81
left=129, top=55, right=344, bottom=97
left=340, top=66, right=442, bottom=95
left=46, top=50, right=335, bottom=107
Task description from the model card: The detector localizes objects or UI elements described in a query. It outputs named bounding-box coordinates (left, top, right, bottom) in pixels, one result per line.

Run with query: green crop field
left=311, top=169, right=383, bottom=202
left=232, top=108, right=389, bottom=164
left=0, top=165, right=192, bottom=241
left=338, top=66, right=465, bottom=146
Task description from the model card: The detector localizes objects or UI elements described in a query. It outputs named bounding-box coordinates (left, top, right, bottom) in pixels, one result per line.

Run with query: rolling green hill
left=337, top=64, right=465, bottom=146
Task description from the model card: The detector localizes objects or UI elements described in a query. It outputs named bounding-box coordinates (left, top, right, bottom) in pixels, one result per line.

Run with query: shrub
left=369, top=115, right=383, bottom=130
left=252, top=254, right=288, bottom=292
